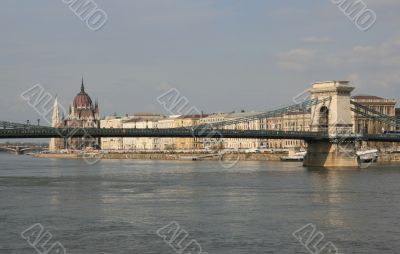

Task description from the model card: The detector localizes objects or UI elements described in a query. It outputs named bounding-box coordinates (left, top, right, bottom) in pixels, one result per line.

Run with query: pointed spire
left=51, top=96, right=61, bottom=127
left=81, top=76, right=85, bottom=93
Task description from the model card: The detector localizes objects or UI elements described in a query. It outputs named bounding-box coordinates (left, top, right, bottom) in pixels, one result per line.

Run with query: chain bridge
left=1, top=81, right=399, bottom=167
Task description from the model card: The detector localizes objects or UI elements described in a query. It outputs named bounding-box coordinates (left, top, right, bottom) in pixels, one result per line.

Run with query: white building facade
left=122, top=113, right=166, bottom=150
left=100, top=116, right=124, bottom=150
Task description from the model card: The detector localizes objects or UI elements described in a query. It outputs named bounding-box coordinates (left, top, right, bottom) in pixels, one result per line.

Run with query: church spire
left=49, top=95, right=63, bottom=151
left=81, top=76, right=85, bottom=93
left=51, top=96, right=61, bottom=127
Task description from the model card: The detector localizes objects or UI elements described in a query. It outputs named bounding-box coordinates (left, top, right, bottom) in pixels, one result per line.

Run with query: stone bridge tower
left=304, top=81, right=359, bottom=167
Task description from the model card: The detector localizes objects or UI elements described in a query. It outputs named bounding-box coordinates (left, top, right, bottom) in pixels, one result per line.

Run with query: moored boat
left=281, top=151, right=307, bottom=161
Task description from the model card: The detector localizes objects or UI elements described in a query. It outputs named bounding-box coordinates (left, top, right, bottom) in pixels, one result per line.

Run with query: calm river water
left=0, top=153, right=399, bottom=254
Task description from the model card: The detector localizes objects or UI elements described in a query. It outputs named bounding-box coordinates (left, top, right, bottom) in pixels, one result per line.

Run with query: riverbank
left=378, top=153, right=400, bottom=163
left=33, top=152, right=284, bottom=161
left=32, top=151, right=400, bottom=163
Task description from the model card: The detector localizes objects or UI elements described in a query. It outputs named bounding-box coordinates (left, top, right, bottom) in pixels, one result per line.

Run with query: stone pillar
left=15, top=146, right=23, bottom=155
left=303, top=140, right=358, bottom=167
left=304, top=81, right=358, bottom=167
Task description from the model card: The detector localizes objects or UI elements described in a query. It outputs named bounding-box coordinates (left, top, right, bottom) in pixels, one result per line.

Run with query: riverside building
left=351, top=95, right=397, bottom=150
left=100, top=115, right=124, bottom=150
left=97, top=94, right=397, bottom=151
left=199, top=112, right=265, bottom=150
left=351, top=95, right=397, bottom=134
left=122, top=113, right=166, bottom=150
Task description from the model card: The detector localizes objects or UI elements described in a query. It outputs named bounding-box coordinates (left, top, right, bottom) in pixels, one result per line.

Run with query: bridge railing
left=0, top=126, right=329, bottom=140
left=2, top=124, right=400, bottom=142
left=0, top=121, right=54, bottom=130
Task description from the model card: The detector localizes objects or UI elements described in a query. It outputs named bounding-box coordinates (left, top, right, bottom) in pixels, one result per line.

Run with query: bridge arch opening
left=319, top=106, right=329, bottom=129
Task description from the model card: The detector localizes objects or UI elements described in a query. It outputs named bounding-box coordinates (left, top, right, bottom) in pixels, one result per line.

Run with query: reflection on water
left=308, top=169, right=353, bottom=228
left=0, top=153, right=400, bottom=254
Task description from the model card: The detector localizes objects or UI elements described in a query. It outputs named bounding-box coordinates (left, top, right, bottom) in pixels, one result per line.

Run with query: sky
left=1, top=0, right=400, bottom=124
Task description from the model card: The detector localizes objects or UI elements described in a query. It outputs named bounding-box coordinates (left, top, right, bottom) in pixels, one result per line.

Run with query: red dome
left=79, top=108, right=95, bottom=118
left=73, top=80, right=93, bottom=108
left=73, top=92, right=93, bottom=108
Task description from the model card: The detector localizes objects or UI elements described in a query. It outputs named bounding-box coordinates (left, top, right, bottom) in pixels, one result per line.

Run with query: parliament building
left=49, top=78, right=100, bottom=150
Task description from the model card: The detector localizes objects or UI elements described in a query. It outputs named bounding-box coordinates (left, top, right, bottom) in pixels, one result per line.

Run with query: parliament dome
left=73, top=80, right=93, bottom=108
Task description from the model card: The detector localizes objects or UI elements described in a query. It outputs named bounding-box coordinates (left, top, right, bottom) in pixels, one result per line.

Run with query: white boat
left=356, top=149, right=378, bottom=156
left=356, top=149, right=378, bottom=163
left=281, top=151, right=307, bottom=161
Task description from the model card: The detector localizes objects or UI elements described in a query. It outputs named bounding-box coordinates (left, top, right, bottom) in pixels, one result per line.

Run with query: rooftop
left=351, top=95, right=397, bottom=105
left=178, top=114, right=209, bottom=119
left=352, top=95, right=384, bottom=100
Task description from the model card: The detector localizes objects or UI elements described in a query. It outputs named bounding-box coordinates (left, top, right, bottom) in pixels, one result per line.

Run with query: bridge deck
left=0, top=127, right=400, bottom=142
left=0, top=127, right=327, bottom=140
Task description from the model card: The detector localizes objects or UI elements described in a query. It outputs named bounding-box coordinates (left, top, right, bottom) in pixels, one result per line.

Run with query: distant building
left=157, top=115, right=180, bottom=150
left=200, top=112, right=264, bottom=150
left=351, top=95, right=396, bottom=134
left=100, top=115, right=124, bottom=150
left=175, top=114, right=208, bottom=150
left=351, top=95, right=397, bottom=150
left=65, top=78, right=100, bottom=149
left=122, top=113, right=166, bottom=150
left=99, top=93, right=398, bottom=152
left=265, top=110, right=311, bottom=149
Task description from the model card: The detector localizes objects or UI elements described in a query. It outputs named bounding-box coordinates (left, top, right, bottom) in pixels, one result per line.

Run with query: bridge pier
left=305, top=81, right=359, bottom=168
left=303, top=140, right=358, bottom=168
left=15, top=146, right=22, bottom=155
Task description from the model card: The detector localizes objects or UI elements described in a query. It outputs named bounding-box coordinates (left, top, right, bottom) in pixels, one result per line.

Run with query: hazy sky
left=1, top=0, right=400, bottom=124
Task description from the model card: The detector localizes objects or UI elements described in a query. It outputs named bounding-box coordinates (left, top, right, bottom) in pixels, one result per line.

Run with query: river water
left=0, top=153, right=399, bottom=254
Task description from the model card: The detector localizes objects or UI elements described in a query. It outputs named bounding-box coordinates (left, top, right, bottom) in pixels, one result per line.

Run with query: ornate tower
left=309, top=81, right=355, bottom=136
left=65, top=78, right=100, bottom=149
left=304, top=81, right=359, bottom=167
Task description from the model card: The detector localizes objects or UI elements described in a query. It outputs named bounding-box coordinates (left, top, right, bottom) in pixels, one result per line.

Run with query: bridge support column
left=304, top=81, right=358, bottom=168
left=303, top=140, right=358, bottom=167
left=15, top=147, right=22, bottom=155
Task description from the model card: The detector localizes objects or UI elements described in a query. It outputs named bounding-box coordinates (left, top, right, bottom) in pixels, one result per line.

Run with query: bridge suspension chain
left=397, top=115, right=400, bottom=130
left=350, top=101, right=397, bottom=129
left=194, top=97, right=332, bottom=129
